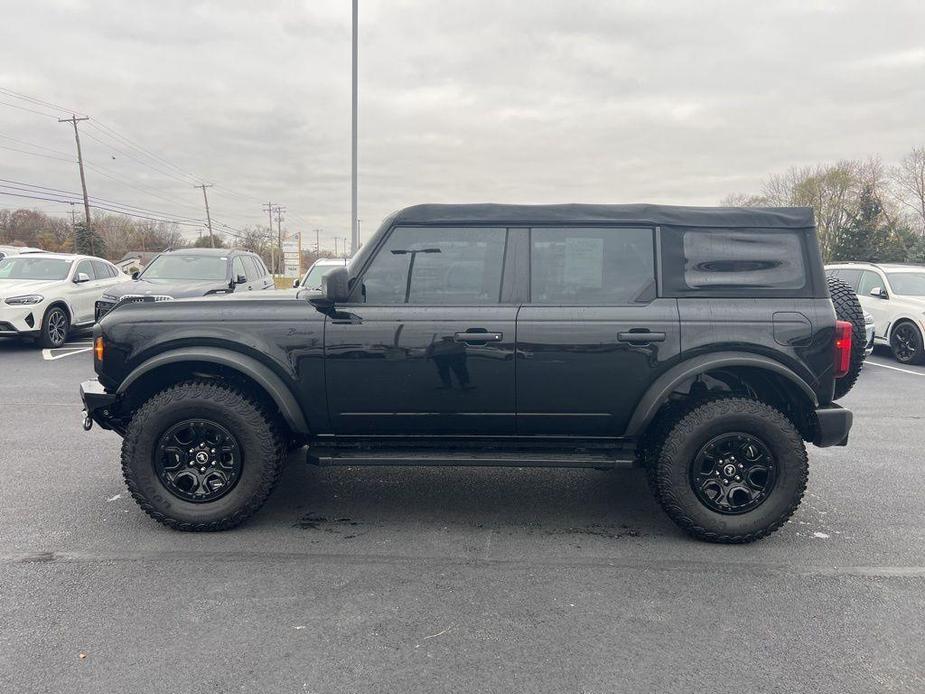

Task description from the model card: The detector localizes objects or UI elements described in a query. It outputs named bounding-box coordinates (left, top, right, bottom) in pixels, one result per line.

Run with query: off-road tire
left=121, top=380, right=285, bottom=531
left=827, top=276, right=866, bottom=399
left=650, top=397, right=808, bottom=543
left=890, top=320, right=925, bottom=365
left=37, top=305, right=69, bottom=348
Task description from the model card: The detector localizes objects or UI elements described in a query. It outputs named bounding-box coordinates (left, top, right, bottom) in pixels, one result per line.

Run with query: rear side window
left=356, top=226, right=507, bottom=305
left=662, top=228, right=809, bottom=296
left=530, top=227, right=655, bottom=305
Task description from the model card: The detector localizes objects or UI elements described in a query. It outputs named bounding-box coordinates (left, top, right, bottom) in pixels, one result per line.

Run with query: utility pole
left=351, top=0, right=359, bottom=255
left=196, top=184, right=215, bottom=247
left=263, top=201, right=274, bottom=271
left=334, top=237, right=338, bottom=257
left=342, top=237, right=348, bottom=258
left=58, top=115, right=92, bottom=233
left=68, top=203, right=77, bottom=252
left=313, top=228, right=321, bottom=255
left=273, top=205, right=286, bottom=274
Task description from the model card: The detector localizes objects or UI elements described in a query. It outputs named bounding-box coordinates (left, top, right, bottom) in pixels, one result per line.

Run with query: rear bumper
left=813, top=404, right=853, bottom=447
left=80, top=379, right=121, bottom=433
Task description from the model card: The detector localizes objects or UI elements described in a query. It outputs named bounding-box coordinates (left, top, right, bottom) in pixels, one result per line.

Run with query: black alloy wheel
left=690, top=433, right=776, bottom=515
left=156, top=419, right=242, bottom=502
left=891, top=322, right=924, bottom=365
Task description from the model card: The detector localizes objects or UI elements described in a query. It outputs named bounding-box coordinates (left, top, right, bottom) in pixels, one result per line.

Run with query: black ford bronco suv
left=80, top=204, right=854, bottom=543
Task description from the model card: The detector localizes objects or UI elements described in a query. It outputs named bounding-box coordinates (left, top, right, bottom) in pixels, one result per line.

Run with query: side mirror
left=308, top=267, right=349, bottom=309
left=235, top=274, right=248, bottom=285
left=870, top=287, right=888, bottom=299
left=292, top=278, right=300, bottom=288
left=131, top=271, right=139, bottom=280
left=74, top=272, right=91, bottom=284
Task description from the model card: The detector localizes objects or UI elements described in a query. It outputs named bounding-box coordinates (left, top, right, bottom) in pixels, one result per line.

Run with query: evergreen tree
left=74, top=222, right=107, bottom=258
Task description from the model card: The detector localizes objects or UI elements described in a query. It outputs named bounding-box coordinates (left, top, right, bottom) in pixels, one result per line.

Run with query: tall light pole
left=350, top=0, right=359, bottom=256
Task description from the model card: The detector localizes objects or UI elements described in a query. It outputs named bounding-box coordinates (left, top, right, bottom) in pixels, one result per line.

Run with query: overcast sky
left=1, top=0, right=923, bottom=250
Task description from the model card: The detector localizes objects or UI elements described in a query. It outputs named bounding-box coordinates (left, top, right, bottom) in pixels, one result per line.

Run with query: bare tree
left=890, top=146, right=925, bottom=236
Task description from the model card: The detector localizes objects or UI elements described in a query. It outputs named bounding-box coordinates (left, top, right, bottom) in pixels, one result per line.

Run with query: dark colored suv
left=80, top=204, right=853, bottom=543
left=95, top=248, right=273, bottom=320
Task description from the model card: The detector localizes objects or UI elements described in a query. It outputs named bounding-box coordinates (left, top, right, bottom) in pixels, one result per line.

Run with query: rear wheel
left=827, top=276, right=866, bottom=399
left=121, top=380, right=285, bottom=531
left=649, top=397, right=807, bottom=543
left=38, top=306, right=69, bottom=348
left=890, top=321, right=924, bottom=365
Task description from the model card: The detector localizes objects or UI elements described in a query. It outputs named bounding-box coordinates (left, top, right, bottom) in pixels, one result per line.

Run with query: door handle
left=454, top=330, right=503, bottom=343
left=618, top=330, right=666, bottom=344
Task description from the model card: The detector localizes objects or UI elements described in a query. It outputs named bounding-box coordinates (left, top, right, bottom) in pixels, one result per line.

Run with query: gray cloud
left=1, top=0, right=923, bottom=249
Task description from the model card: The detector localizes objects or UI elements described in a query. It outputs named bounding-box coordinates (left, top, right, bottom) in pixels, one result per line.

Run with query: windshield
left=0, top=257, right=72, bottom=281
left=301, top=262, right=342, bottom=289
left=141, top=254, right=228, bottom=281
left=888, top=272, right=925, bottom=296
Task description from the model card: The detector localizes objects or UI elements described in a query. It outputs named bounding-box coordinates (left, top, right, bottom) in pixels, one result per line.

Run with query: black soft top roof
left=390, top=203, right=814, bottom=230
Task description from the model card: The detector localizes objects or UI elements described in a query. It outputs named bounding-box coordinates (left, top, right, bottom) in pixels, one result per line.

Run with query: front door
left=324, top=225, right=517, bottom=434
left=515, top=226, right=681, bottom=436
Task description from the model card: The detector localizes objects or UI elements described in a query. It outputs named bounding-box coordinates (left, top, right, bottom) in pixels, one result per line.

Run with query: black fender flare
left=117, top=346, right=310, bottom=434
left=624, top=351, right=819, bottom=437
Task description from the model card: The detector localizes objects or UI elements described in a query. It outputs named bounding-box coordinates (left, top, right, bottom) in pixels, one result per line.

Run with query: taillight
left=94, top=336, right=104, bottom=362
left=834, top=320, right=852, bottom=378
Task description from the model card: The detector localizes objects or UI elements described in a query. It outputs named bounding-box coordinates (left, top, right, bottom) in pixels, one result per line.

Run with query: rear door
left=324, top=225, right=518, bottom=435
left=515, top=226, right=680, bottom=436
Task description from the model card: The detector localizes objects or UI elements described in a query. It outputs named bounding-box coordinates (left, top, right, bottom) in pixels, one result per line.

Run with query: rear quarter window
left=661, top=228, right=811, bottom=297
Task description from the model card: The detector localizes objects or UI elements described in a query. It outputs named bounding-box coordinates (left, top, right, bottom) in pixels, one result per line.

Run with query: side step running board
left=306, top=448, right=637, bottom=469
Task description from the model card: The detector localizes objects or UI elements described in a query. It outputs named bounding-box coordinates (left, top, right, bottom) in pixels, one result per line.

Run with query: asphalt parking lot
left=1, top=338, right=923, bottom=693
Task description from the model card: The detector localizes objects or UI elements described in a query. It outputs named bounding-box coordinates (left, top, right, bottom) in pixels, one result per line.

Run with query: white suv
left=0, top=253, right=124, bottom=348
left=826, top=262, right=925, bottom=365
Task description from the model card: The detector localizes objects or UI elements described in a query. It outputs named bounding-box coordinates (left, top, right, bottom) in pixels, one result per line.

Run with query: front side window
left=242, top=256, right=261, bottom=282
left=76, top=260, right=96, bottom=280
left=858, top=270, right=883, bottom=296
left=357, top=226, right=506, bottom=305
left=91, top=260, right=113, bottom=279
left=0, top=257, right=72, bottom=281
left=886, top=272, right=925, bottom=297
left=530, top=227, right=655, bottom=305
left=141, top=254, right=229, bottom=281
left=302, top=262, right=342, bottom=291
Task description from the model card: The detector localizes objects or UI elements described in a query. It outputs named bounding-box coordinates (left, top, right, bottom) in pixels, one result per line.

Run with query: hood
left=0, top=278, right=68, bottom=300
left=103, top=277, right=230, bottom=300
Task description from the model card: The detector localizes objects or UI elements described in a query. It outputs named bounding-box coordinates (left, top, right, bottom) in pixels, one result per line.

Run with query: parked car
left=95, top=248, right=274, bottom=321
left=0, top=253, right=123, bottom=347
left=292, top=257, right=348, bottom=290
left=0, top=245, right=46, bottom=260
left=826, top=262, right=925, bottom=364
left=82, top=203, right=853, bottom=543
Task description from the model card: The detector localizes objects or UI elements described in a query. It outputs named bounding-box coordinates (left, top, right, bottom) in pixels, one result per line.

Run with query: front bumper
left=80, top=379, right=121, bottom=433
left=0, top=304, right=44, bottom=336
left=813, top=404, right=853, bottom=447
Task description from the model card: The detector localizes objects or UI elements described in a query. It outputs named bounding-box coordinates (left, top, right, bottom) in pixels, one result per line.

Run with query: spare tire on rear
left=827, top=275, right=866, bottom=400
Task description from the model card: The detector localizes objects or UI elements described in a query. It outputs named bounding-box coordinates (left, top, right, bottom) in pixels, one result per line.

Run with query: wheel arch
left=117, top=347, right=310, bottom=435
left=42, top=300, right=72, bottom=323
left=626, top=352, right=818, bottom=439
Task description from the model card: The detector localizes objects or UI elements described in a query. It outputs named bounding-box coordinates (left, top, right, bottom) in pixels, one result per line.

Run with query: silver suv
left=826, top=262, right=925, bottom=365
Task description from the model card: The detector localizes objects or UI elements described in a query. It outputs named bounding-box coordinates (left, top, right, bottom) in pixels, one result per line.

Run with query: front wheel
left=648, top=397, right=808, bottom=543
left=121, top=380, right=285, bottom=531
left=890, top=322, right=924, bottom=365
left=38, top=306, right=69, bottom=348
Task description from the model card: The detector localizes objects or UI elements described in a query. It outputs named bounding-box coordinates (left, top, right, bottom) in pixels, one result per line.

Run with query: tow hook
left=82, top=411, right=93, bottom=431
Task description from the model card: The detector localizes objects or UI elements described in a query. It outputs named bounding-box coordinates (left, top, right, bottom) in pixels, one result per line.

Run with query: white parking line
left=42, top=345, right=93, bottom=361
left=866, top=360, right=925, bottom=377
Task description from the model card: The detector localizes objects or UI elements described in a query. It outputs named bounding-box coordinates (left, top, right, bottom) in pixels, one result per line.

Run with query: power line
left=0, top=99, right=60, bottom=119
left=0, top=87, right=86, bottom=117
